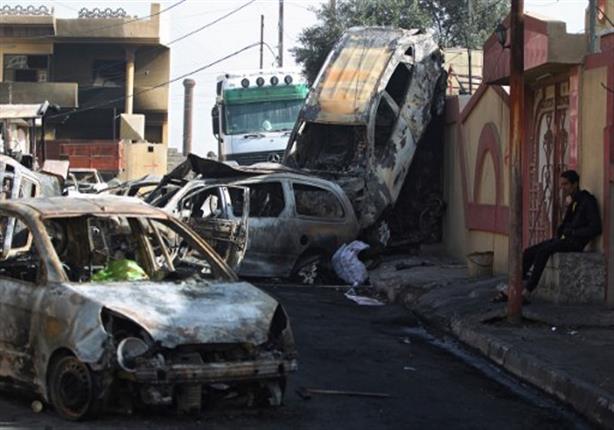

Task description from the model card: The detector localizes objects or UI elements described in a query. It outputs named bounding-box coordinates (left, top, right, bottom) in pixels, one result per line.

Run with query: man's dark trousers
left=523, top=238, right=584, bottom=291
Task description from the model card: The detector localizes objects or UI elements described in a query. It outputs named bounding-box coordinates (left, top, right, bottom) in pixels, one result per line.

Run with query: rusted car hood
left=66, top=281, right=279, bottom=348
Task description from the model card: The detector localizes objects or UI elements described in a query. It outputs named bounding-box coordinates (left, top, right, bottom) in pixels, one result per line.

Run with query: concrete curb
left=442, top=316, right=614, bottom=428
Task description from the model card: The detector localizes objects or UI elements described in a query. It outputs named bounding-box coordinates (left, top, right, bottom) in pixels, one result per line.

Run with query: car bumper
left=134, top=358, right=297, bottom=385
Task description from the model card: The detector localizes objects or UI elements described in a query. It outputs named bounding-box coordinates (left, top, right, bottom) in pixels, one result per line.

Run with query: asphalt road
left=0, top=285, right=586, bottom=430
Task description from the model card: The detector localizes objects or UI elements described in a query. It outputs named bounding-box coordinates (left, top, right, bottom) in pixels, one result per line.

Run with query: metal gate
left=527, top=82, right=570, bottom=245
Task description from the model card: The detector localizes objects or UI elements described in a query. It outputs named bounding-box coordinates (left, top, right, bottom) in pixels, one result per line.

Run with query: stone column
left=125, top=47, right=136, bottom=114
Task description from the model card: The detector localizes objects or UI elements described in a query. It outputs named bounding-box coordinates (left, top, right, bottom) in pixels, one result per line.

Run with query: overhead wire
left=167, top=0, right=257, bottom=45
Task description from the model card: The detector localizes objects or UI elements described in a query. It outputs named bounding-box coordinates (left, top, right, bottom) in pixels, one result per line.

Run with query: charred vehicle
left=146, top=155, right=359, bottom=284
left=66, top=168, right=108, bottom=194
left=284, top=27, right=446, bottom=246
left=0, top=196, right=296, bottom=420
left=0, top=154, right=62, bottom=199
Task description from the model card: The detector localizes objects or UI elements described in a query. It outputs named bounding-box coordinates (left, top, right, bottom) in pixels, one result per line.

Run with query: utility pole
left=467, top=0, right=473, bottom=94
left=507, top=0, right=525, bottom=323
left=260, top=14, right=264, bottom=69
left=589, top=0, right=598, bottom=53
left=278, top=0, right=284, bottom=67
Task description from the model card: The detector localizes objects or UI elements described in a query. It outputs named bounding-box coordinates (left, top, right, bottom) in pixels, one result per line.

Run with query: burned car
left=66, top=168, right=108, bottom=194
left=284, top=27, right=446, bottom=245
left=0, top=196, right=296, bottom=420
left=0, top=154, right=62, bottom=199
left=147, top=156, right=359, bottom=284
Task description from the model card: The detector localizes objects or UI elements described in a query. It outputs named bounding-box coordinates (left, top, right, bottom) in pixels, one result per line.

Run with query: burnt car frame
left=0, top=196, right=296, bottom=420
left=284, top=27, right=446, bottom=245
left=147, top=159, right=359, bottom=284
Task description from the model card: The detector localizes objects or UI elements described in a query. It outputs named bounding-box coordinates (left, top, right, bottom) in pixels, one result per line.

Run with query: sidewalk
left=369, top=255, right=614, bottom=428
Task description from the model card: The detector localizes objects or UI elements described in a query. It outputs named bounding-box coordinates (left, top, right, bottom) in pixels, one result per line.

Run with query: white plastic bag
left=332, top=240, right=370, bottom=287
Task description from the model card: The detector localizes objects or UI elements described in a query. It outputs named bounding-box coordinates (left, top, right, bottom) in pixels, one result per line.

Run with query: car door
left=232, top=180, right=299, bottom=278
left=177, top=184, right=249, bottom=270
left=288, top=182, right=349, bottom=253
left=0, top=211, right=42, bottom=384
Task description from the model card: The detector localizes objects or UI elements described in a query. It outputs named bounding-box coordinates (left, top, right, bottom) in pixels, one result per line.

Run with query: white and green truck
left=212, top=69, right=308, bottom=165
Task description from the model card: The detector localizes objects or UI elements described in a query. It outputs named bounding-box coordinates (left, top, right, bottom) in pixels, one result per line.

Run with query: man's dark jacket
left=556, top=190, right=602, bottom=248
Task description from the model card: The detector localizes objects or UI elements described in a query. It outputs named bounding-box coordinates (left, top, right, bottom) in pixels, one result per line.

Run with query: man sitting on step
left=494, top=170, right=601, bottom=303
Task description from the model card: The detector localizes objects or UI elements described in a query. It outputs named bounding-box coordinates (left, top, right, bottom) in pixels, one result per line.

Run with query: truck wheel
left=48, top=356, right=101, bottom=421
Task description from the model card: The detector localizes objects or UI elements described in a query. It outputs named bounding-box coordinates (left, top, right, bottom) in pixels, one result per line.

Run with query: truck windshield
left=224, top=99, right=303, bottom=135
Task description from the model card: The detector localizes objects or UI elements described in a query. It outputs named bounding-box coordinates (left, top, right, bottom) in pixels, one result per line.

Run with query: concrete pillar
left=182, top=78, right=195, bottom=156
left=125, top=47, right=136, bottom=115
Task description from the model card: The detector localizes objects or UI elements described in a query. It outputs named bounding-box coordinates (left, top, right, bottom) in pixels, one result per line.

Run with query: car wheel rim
left=298, top=262, right=318, bottom=285
left=55, top=359, right=92, bottom=417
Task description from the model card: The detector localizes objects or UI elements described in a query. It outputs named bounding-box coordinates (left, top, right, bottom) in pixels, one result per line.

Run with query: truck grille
left=225, top=150, right=285, bottom=165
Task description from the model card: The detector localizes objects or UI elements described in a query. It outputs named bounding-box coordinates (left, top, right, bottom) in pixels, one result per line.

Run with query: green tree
left=292, top=0, right=510, bottom=83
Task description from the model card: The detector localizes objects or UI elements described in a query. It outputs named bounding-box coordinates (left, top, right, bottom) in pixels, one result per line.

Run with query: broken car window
left=374, top=98, right=396, bottom=153
left=43, top=215, right=229, bottom=284
left=385, top=64, right=411, bottom=106
left=228, top=187, right=245, bottom=217
left=293, top=124, right=368, bottom=172
left=0, top=215, right=40, bottom=284
left=147, top=219, right=227, bottom=281
left=293, top=184, right=344, bottom=219
left=241, top=182, right=284, bottom=218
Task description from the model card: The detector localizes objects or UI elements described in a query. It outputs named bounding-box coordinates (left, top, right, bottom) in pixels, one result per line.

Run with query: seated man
left=495, top=170, right=602, bottom=302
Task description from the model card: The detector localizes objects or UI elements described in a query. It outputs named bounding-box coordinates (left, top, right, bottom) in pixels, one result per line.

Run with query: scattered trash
left=344, top=287, right=385, bottom=306
left=332, top=241, right=370, bottom=287
left=399, top=337, right=412, bottom=345
left=31, top=400, right=43, bottom=413
left=403, top=366, right=417, bottom=371
left=568, top=330, right=578, bottom=336
left=296, top=387, right=391, bottom=400
left=551, top=326, right=557, bottom=332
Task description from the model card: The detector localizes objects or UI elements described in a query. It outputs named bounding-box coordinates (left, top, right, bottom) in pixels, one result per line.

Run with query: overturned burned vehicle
left=284, top=27, right=446, bottom=245
left=146, top=155, right=359, bottom=284
left=0, top=196, right=296, bottom=420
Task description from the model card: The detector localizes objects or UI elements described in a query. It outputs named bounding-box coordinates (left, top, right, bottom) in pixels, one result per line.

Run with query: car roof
left=189, top=172, right=344, bottom=191
left=0, top=196, right=170, bottom=219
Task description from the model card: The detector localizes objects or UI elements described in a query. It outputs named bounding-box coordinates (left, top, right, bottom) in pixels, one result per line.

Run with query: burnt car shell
left=283, top=27, right=446, bottom=232
left=147, top=155, right=359, bottom=282
left=0, top=196, right=296, bottom=419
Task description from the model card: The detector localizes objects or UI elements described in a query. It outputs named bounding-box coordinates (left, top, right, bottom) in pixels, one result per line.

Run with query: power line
left=49, top=42, right=262, bottom=120
left=167, top=0, right=257, bottom=45
left=15, top=0, right=187, bottom=41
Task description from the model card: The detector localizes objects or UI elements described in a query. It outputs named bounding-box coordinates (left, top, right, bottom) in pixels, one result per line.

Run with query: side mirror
left=211, top=105, right=220, bottom=137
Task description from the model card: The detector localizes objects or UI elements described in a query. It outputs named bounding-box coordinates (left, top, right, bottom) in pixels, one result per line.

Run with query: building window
left=3, top=55, right=48, bottom=82
left=92, top=60, right=125, bottom=87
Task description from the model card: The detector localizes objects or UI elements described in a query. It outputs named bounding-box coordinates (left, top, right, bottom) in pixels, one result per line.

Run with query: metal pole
left=112, top=107, right=117, bottom=141
left=260, top=15, right=264, bottom=69
left=182, top=79, right=195, bottom=156
left=467, top=0, right=473, bottom=94
left=507, top=0, right=525, bottom=322
left=589, top=0, right=598, bottom=53
left=278, top=0, right=284, bottom=67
